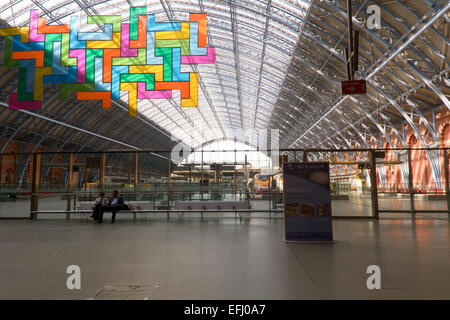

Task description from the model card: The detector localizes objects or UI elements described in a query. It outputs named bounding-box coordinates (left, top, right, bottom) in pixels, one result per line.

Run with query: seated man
left=98, top=190, right=130, bottom=223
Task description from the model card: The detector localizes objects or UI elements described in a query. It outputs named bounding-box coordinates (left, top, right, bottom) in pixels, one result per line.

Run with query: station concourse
left=0, top=0, right=449, bottom=300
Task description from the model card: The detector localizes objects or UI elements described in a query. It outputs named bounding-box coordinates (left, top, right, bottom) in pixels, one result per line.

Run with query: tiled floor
left=0, top=218, right=448, bottom=299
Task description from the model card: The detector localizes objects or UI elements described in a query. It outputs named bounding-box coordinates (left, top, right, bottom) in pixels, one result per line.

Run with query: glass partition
left=1, top=147, right=448, bottom=220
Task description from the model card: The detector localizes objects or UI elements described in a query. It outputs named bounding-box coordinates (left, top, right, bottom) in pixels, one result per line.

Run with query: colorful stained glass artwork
left=0, top=8, right=215, bottom=116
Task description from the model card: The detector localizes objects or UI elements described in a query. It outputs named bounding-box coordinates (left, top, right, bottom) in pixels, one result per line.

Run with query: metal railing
left=0, top=147, right=448, bottom=220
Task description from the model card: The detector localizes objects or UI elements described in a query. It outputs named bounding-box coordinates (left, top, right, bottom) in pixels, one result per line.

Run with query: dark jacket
left=107, top=196, right=125, bottom=208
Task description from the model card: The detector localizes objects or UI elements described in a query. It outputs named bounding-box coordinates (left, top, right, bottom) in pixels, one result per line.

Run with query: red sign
left=341, top=80, right=366, bottom=95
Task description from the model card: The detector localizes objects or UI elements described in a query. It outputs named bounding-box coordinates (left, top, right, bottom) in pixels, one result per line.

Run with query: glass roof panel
left=0, top=0, right=312, bottom=149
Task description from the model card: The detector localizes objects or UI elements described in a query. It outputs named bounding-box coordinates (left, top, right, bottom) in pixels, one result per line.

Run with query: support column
left=303, top=150, right=308, bottom=162
left=189, top=163, right=192, bottom=201
left=14, top=155, right=17, bottom=185
left=167, top=152, right=170, bottom=219
left=0, top=154, right=3, bottom=189
left=189, top=163, right=192, bottom=183
left=128, top=153, right=132, bottom=185
left=443, top=149, right=450, bottom=220
left=100, top=152, right=106, bottom=191
left=134, top=152, right=138, bottom=193
left=269, top=174, right=272, bottom=219
left=234, top=151, right=237, bottom=199
left=215, top=165, right=220, bottom=184
left=30, top=153, right=41, bottom=220
left=244, top=154, right=248, bottom=201
left=68, top=153, right=74, bottom=189
left=66, top=153, right=74, bottom=220
left=167, top=152, right=171, bottom=188
left=244, top=154, right=247, bottom=181
left=201, top=150, right=204, bottom=201
left=369, top=150, right=379, bottom=219
left=407, top=149, right=415, bottom=217
left=83, top=167, right=88, bottom=192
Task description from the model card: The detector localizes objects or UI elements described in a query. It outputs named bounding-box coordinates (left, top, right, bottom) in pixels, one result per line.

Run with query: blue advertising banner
left=283, top=162, right=333, bottom=241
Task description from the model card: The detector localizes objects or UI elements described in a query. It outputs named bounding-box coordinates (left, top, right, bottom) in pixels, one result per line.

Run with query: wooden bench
left=173, top=200, right=251, bottom=220
left=76, top=201, right=154, bottom=220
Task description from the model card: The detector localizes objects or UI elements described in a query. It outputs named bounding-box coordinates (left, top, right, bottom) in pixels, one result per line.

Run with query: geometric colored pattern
left=0, top=7, right=215, bottom=116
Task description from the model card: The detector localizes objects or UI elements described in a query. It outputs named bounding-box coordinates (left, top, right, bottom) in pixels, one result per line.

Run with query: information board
left=341, top=80, right=367, bottom=95
left=283, top=162, right=333, bottom=241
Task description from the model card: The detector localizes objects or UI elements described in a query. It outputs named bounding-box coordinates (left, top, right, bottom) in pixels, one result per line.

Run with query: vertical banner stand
left=283, top=162, right=334, bottom=243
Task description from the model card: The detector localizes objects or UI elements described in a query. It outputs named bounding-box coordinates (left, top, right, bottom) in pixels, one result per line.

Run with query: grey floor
left=0, top=218, right=449, bottom=299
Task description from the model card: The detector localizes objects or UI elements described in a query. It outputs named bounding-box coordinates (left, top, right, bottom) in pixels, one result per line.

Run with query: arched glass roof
left=0, top=0, right=310, bottom=149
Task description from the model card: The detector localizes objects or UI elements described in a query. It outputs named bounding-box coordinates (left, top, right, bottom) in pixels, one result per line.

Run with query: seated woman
left=92, top=192, right=108, bottom=222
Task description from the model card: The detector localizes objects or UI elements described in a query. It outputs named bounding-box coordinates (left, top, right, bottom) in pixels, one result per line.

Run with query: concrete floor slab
left=0, top=219, right=448, bottom=299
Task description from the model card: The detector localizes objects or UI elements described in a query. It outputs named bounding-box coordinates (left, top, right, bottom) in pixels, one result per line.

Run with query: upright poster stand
left=283, top=162, right=334, bottom=242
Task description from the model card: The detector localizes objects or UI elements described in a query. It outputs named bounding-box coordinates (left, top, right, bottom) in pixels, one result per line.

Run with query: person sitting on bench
left=98, top=190, right=130, bottom=224
left=7, top=193, right=18, bottom=202
left=92, top=192, right=107, bottom=222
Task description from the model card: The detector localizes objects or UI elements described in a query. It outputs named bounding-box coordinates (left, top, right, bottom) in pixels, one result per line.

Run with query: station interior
left=0, top=0, right=449, bottom=300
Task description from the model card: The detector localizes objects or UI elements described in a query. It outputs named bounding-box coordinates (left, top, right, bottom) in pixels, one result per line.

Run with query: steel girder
left=17, top=101, right=88, bottom=185
left=267, top=1, right=448, bottom=187
left=284, top=1, right=448, bottom=149
left=323, top=69, right=448, bottom=148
